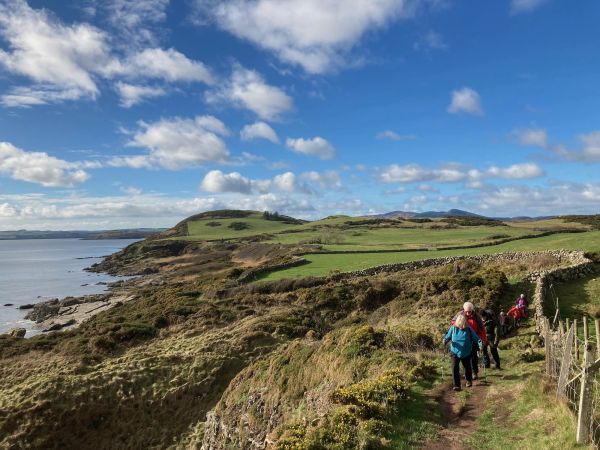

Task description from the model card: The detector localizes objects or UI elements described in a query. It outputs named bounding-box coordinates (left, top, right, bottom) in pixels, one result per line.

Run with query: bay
left=0, top=238, right=137, bottom=335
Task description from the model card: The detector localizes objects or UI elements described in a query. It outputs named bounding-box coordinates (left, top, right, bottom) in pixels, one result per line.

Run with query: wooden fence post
left=566, top=318, right=571, bottom=332
left=595, top=319, right=600, bottom=359
left=576, top=343, right=597, bottom=444
left=584, top=316, right=589, bottom=347
left=574, top=319, right=579, bottom=362
left=557, top=326, right=574, bottom=398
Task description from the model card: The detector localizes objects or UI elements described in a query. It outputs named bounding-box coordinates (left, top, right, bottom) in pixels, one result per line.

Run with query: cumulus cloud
left=286, top=137, right=337, bottom=160
left=447, top=87, right=484, bottom=116
left=514, top=128, right=600, bottom=163
left=112, top=116, right=231, bottom=170
left=301, top=170, right=343, bottom=189
left=192, top=0, right=417, bottom=74
left=119, top=48, right=214, bottom=84
left=115, top=82, right=166, bottom=107
left=240, top=122, right=280, bottom=143
left=378, top=162, right=544, bottom=184
left=200, top=170, right=253, bottom=193
left=206, top=65, right=293, bottom=120
left=100, top=0, right=170, bottom=47
left=0, top=1, right=212, bottom=107
left=514, top=127, right=548, bottom=148
left=200, top=170, right=308, bottom=194
left=376, top=130, right=417, bottom=141
left=0, top=0, right=114, bottom=103
left=0, top=142, right=91, bottom=187
left=510, top=0, right=548, bottom=14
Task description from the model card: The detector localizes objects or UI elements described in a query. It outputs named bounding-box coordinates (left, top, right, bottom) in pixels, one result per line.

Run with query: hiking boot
left=465, top=381, right=472, bottom=387
left=495, top=366, right=502, bottom=370
left=453, top=386, right=461, bottom=391
left=472, top=374, right=478, bottom=381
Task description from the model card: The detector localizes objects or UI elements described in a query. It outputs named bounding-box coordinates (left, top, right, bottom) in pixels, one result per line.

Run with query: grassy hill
left=2, top=209, right=599, bottom=449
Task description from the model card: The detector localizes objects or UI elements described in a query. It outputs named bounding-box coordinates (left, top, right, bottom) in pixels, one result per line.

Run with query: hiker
left=443, top=314, right=482, bottom=391
left=480, top=309, right=501, bottom=369
left=507, top=304, right=526, bottom=327
left=517, top=293, right=528, bottom=315
left=499, top=311, right=509, bottom=336
left=452, top=302, right=487, bottom=380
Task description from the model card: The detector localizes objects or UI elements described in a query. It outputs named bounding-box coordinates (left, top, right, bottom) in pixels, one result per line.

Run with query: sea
left=0, top=238, right=138, bottom=336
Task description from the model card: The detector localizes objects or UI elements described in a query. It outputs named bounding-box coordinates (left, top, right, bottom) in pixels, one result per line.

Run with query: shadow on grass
left=389, top=380, right=444, bottom=448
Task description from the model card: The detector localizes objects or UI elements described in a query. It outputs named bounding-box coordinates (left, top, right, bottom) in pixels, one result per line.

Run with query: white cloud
left=447, top=87, right=484, bottom=116
left=510, top=0, right=547, bottom=15
left=482, top=163, right=545, bottom=180
left=206, top=65, right=293, bottom=120
left=376, top=130, right=416, bottom=141
left=120, top=48, right=214, bottom=84
left=240, top=122, right=280, bottom=143
left=0, top=0, right=114, bottom=104
left=515, top=128, right=600, bottom=163
left=0, top=142, right=91, bottom=187
left=578, top=132, right=600, bottom=162
left=120, top=116, right=231, bottom=170
left=514, top=127, right=548, bottom=148
left=193, top=0, right=417, bottom=74
left=200, top=170, right=253, bottom=193
left=101, top=0, right=170, bottom=47
left=286, top=137, right=337, bottom=160
left=378, top=162, right=544, bottom=183
left=301, top=170, right=343, bottom=189
left=115, top=82, right=166, bottom=107
left=0, top=1, right=212, bottom=107
left=200, top=170, right=306, bottom=195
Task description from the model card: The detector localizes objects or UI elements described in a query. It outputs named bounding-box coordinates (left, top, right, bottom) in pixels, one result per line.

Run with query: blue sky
left=0, top=0, right=599, bottom=229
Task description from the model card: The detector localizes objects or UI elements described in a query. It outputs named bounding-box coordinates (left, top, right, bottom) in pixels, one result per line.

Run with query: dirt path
left=422, top=375, right=493, bottom=450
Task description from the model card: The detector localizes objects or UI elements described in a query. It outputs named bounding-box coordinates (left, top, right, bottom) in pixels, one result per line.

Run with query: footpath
left=421, top=323, right=587, bottom=450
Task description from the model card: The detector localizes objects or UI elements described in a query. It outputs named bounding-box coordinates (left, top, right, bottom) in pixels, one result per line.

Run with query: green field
left=263, top=231, right=600, bottom=280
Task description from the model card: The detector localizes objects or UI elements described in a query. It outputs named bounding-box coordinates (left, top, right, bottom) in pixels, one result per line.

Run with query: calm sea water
left=0, top=239, right=137, bottom=335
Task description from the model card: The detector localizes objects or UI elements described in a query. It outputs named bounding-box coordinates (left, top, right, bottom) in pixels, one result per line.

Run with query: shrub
left=343, top=326, right=386, bottom=358
left=330, top=368, right=410, bottom=418
left=205, top=221, right=221, bottom=227
left=228, top=222, right=250, bottom=230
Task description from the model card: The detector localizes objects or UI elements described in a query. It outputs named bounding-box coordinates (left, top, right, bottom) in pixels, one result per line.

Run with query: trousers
left=451, top=352, right=472, bottom=388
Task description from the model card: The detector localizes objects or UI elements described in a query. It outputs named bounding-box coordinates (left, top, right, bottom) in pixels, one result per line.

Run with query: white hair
left=463, top=302, right=474, bottom=312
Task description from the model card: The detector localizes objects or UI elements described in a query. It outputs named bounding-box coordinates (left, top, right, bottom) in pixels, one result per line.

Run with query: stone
left=8, top=328, right=26, bottom=338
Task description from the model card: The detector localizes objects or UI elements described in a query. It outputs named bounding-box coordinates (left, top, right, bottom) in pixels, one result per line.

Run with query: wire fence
left=542, top=301, right=600, bottom=447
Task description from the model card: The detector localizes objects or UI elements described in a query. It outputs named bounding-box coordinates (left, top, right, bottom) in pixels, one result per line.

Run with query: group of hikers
left=442, top=294, right=528, bottom=391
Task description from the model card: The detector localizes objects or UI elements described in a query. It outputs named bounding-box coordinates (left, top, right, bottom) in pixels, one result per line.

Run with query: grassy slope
left=264, top=231, right=600, bottom=280
left=265, top=225, right=537, bottom=251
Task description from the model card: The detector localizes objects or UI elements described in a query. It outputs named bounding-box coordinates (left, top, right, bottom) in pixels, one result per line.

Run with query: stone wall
left=527, top=253, right=597, bottom=335
left=330, top=250, right=590, bottom=282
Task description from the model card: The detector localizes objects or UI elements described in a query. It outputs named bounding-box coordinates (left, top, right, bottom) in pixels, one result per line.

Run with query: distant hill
left=375, top=209, right=483, bottom=219
left=0, top=229, right=165, bottom=240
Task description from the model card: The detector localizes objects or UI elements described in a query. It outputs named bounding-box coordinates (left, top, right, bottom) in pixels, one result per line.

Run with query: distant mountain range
left=0, top=229, right=165, bottom=240
left=374, top=209, right=556, bottom=221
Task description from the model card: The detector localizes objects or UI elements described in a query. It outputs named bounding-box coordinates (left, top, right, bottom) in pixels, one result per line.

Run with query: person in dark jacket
left=452, top=302, right=487, bottom=380
left=443, top=314, right=482, bottom=391
left=480, top=309, right=501, bottom=369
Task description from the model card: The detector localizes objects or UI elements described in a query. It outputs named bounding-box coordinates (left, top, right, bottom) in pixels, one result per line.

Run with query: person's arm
left=443, top=327, right=453, bottom=344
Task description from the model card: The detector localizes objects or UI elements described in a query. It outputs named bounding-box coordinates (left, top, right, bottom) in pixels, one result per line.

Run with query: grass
left=264, top=225, right=539, bottom=251
left=465, top=324, right=585, bottom=449
left=262, top=231, right=600, bottom=280
left=544, top=274, right=600, bottom=320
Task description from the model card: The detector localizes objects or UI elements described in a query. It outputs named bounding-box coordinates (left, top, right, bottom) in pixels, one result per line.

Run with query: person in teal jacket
left=443, top=314, right=482, bottom=391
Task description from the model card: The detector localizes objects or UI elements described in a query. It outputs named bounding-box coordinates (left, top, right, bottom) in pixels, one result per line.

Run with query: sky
left=0, top=0, right=599, bottom=230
